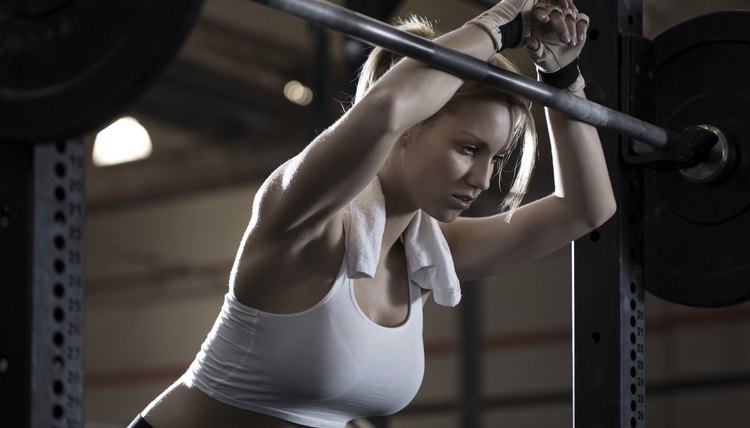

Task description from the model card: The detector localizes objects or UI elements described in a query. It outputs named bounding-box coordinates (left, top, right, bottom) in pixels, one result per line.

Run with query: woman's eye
left=460, top=145, right=477, bottom=155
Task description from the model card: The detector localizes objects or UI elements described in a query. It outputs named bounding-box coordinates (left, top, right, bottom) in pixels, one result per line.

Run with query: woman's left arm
left=441, top=2, right=616, bottom=281
left=441, top=90, right=616, bottom=281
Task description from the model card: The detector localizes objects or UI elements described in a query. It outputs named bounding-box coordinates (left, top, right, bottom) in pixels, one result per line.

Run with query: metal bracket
left=623, top=124, right=718, bottom=170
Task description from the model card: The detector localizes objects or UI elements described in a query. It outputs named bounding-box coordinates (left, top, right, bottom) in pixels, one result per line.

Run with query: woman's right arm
left=248, top=20, right=502, bottom=241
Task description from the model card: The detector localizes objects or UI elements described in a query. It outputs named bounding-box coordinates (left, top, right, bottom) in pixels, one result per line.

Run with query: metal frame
left=0, top=140, right=85, bottom=428
left=573, top=1, right=647, bottom=426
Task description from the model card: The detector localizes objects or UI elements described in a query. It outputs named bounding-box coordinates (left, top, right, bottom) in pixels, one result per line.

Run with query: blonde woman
left=130, top=0, right=614, bottom=427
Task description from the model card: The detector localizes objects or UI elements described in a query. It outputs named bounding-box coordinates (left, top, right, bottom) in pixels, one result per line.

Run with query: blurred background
left=83, top=1, right=750, bottom=427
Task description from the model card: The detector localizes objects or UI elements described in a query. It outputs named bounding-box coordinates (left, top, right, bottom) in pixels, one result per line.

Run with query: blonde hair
left=354, top=16, right=537, bottom=217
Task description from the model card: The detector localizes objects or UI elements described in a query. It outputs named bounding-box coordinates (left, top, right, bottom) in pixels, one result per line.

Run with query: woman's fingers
left=576, top=12, right=589, bottom=42
left=564, top=9, right=578, bottom=45
left=548, top=7, right=571, bottom=44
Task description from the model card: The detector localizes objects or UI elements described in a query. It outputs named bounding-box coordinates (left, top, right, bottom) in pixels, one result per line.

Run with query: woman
left=130, top=0, right=615, bottom=426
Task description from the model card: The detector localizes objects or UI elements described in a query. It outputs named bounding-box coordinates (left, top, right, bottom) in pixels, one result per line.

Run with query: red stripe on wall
left=85, top=306, right=750, bottom=388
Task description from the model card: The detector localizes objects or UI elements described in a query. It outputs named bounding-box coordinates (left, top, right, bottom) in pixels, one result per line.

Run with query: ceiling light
left=92, top=116, right=152, bottom=167
left=283, top=80, right=314, bottom=106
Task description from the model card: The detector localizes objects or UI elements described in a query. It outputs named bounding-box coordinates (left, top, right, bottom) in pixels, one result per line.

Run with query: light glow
left=283, top=80, right=314, bottom=106
left=93, top=116, right=152, bottom=167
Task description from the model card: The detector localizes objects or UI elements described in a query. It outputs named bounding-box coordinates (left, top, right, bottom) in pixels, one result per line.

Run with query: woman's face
left=399, top=99, right=513, bottom=222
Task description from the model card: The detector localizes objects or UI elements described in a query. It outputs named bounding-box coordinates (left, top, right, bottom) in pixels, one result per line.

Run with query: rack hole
left=54, top=210, right=66, bottom=225
left=54, top=234, right=65, bottom=250
left=54, top=259, right=65, bottom=274
left=53, top=332, right=64, bottom=347
left=54, top=186, right=66, bottom=202
left=54, top=307, right=65, bottom=322
left=630, top=350, right=636, bottom=361
left=52, top=356, right=64, bottom=371
left=589, top=29, right=599, bottom=41
left=630, top=316, right=636, bottom=327
left=54, top=283, right=65, bottom=298
left=53, top=380, right=64, bottom=395
left=0, top=206, right=9, bottom=228
left=591, top=332, right=601, bottom=343
left=55, top=142, right=66, bottom=153
left=53, top=404, right=64, bottom=419
left=55, top=162, right=66, bottom=178
left=0, top=355, right=8, bottom=373
left=590, top=230, right=600, bottom=242
left=630, top=333, right=636, bottom=344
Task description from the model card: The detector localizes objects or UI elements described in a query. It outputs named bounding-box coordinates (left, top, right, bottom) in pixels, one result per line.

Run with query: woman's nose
left=467, top=161, right=492, bottom=191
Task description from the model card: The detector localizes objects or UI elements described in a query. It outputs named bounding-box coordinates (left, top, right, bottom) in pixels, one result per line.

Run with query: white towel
left=341, top=178, right=461, bottom=307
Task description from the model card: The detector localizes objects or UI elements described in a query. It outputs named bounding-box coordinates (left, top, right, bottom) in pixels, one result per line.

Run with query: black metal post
left=250, top=0, right=677, bottom=149
left=0, top=140, right=85, bottom=428
left=572, top=1, right=647, bottom=427
left=460, top=281, right=482, bottom=428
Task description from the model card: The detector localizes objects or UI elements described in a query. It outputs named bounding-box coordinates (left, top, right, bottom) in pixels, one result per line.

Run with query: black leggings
left=126, top=415, right=154, bottom=428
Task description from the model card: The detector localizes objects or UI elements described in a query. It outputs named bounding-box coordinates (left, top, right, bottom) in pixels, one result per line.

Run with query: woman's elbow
left=357, top=87, right=404, bottom=135
left=583, top=193, right=617, bottom=230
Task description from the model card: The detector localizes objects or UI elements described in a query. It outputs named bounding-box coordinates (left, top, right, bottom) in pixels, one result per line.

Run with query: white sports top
left=184, top=261, right=424, bottom=427
left=183, top=179, right=461, bottom=427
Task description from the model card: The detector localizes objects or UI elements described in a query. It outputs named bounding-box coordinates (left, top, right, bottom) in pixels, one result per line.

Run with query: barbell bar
left=250, top=0, right=719, bottom=167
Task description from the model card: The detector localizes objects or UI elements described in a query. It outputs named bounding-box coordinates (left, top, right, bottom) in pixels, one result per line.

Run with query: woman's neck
left=377, top=172, right=418, bottom=254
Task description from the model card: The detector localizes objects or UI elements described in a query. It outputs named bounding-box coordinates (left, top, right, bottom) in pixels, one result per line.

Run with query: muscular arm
left=249, top=24, right=498, bottom=241
left=441, top=86, right=616, bottom=281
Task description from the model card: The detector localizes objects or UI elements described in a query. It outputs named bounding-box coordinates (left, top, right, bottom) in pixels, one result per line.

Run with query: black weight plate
left=0, top=0, right=204, bottom=143
left=645, top=11, right=750, bottom=307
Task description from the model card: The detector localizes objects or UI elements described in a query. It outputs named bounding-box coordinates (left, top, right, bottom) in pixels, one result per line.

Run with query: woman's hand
left=527, top=0, right=590, bottom=74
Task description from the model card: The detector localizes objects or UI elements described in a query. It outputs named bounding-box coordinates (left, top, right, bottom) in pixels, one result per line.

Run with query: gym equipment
left=0, top=0, right=204, bottom=143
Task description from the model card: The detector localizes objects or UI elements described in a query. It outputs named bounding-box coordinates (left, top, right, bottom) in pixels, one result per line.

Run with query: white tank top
left=184, top=179, right=461, bottom=427
left=183, top=259, right=425, bottom=428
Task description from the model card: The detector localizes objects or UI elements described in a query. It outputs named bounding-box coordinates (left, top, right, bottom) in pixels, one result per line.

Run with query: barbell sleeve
left=251, top=0, right=679, bottom=150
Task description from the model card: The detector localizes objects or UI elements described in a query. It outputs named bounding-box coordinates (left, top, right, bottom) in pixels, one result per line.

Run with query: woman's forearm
left=546, top=87, right=617, bottom=229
